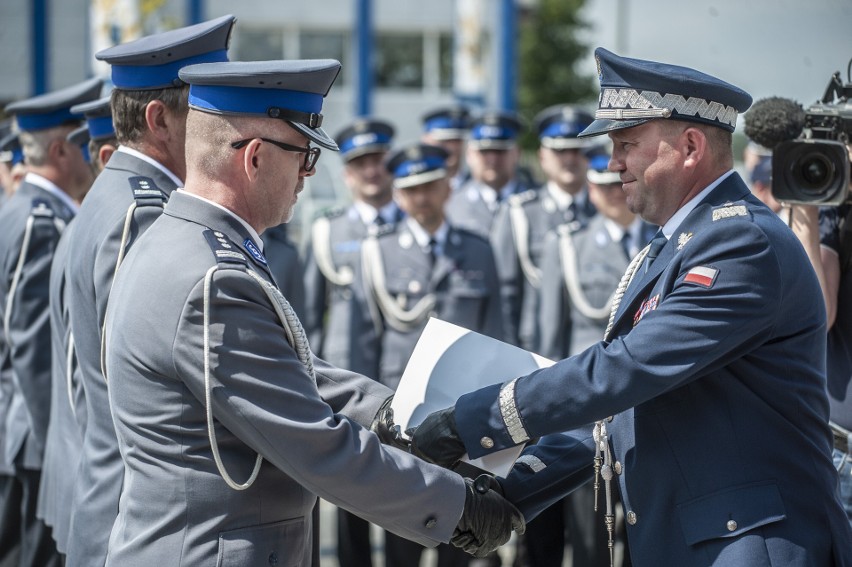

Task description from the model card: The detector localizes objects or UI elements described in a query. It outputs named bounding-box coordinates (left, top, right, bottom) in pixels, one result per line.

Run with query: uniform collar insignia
left=677, top=232, right=693, bottom=250
left=243, top=238, right=267, bottom=265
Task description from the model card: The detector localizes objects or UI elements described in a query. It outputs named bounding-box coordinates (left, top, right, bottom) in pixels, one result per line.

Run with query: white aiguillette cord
left=595, top=241, right=651, bottom=567
left=202, top=266, right=314, bottom=491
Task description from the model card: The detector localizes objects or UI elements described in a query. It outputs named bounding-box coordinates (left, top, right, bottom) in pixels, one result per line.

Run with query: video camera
left=771, top=64, right=852, bottom=205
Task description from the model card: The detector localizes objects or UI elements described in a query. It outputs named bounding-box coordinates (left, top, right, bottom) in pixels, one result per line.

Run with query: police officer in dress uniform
left=101, top=58, right=522, bottom=566
left=409, top=47, right=852, bottom=566
left=36, top=96, right=117, bottom=558
left=445, top=111, right=529, bottom=239
left=303, top=118, right=401, bottom=377
left=351, top=142, right=503, bottom=567
left=421, top=104, right=472, bottom=192
left=301, top=117, right=400, bottom=567
left=63, top=16, right=236, bottom=567
left=490, top=105, right=597, bottom=353
left=0, top=76, right=102, bottom=567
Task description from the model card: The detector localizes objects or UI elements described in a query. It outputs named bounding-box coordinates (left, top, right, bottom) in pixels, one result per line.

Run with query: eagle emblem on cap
left=406, top=146, right=423, bottom=159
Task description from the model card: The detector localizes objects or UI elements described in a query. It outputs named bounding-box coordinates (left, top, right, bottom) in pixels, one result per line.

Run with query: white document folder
left=391, top=318, right=555, bottom=477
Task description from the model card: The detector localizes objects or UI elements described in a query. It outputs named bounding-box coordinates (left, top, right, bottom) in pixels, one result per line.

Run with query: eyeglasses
left=231, top=137, right=321, bottom=172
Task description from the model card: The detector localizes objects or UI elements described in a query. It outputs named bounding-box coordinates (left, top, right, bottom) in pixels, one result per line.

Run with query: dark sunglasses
left=231, top=137, right=321, bottom=172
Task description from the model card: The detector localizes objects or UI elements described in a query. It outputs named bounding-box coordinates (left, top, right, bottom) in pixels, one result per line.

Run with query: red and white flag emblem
left=683, top=266, right=718, bottom=288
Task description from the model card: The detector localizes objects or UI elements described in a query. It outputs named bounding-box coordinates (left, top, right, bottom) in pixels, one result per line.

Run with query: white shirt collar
left=406, top=217, right=449, bottom=250
left=178, top=190, right=264, bottom=252
left=546, top=180, right=575, bottom=210
left=353, top=199, right=398, bottom=225
left=117, top=146, right=184, bottom=189
left=23, top=172, right=79, bottom=213
left=661, top=170, right=734, bottom=239
left=474, top=180, right=517, bottom=205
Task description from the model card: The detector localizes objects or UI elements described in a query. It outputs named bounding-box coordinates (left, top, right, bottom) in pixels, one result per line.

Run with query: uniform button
left=424, top=517, right=437, bottom=529
left=727, top=520, right=737, bottom=532
left=480, top=437, right=494, bottom=449
left=626, top=511, right=637, bottom=525
left=268, top=551, right=279, bottom=565
left=613, top=461, right=622, bottom=475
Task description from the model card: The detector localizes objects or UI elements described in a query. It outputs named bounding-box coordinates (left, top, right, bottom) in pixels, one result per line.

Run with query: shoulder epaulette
left=314, top=205, right=347, bottom=221
left=30, top=198, right=56, bottom=218
left=203, top=229, right=248, bottom=267
left=711, top=201, right=750, bottom=222
left=452, top=226, right=489, bottom=244
left=508, top=189, right=538, bottom=207
left=128, top=176, right=166, bottom=204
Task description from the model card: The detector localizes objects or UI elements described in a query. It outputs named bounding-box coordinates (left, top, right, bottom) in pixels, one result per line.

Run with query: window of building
left=375, top=33, right=424, bottom=89
left=234, top=28, right=284, bottom=61
left=300, top=30, right=349, bottom=85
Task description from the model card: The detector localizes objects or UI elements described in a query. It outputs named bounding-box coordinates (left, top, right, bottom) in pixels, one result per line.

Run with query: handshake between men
left=373, top=400, right=525, bottom=557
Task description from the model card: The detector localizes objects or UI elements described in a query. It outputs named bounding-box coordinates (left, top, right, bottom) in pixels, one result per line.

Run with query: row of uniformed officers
left=0, top=14, right=639, bottom=567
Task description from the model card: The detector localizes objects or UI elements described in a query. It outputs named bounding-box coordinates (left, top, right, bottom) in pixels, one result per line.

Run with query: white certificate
left=391, top=318, right=555, bottom=477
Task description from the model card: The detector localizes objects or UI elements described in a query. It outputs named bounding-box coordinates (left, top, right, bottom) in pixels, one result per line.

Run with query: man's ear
left=145, top=100, right=170, bottom=142
left=241, top=138, right=262, bottom=184
left=681, top=127, right=707, bottom=169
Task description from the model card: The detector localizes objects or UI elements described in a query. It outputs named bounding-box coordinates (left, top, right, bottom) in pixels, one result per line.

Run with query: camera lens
left=793, top=151, right=835, bottom=194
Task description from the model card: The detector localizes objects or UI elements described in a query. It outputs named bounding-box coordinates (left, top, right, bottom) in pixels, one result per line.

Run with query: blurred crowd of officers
left=0, top=12, right=850, bottom=567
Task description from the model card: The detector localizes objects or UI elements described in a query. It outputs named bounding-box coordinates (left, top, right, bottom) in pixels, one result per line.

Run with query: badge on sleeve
left=683, top=266, right=718, bottom=288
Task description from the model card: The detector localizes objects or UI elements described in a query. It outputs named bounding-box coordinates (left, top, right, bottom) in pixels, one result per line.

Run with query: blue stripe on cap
left=111, top=48, right=228, bottom=89
left=15, top=107, right=77, bottom=131
left=87, top=115, right=115, bottom=139
left=11, top=149, right=23, bottom=166
left=188, top=84, right=324, bottom=116
left=424, top=116, right=466, bottom=132
left=81, top=143, right=91, bottom=163
left=393, top=156, right=445, bottom=179
left=339, top=132, right=392, bottom=155
left=471, top=124, right=516, bottom=141
left=540, top=121, right=584, bottom=139
left=588, top=154, right=610, bottom=171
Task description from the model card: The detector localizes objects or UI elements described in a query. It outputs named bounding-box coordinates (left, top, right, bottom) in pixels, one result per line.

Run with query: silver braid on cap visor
left=499, top=378, right=530, bottom=444
left=597, top=88, right=739, bottom=128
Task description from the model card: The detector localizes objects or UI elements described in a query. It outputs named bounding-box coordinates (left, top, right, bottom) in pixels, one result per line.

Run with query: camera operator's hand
left=451, top=475, right=525, bottom=557
left=369, top=396, right=410, bottom=451
left=406, top=406, right=466, bottom=467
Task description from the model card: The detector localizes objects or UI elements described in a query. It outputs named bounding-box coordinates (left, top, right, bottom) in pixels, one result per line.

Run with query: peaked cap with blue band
left=385, top=143, right=449, bottom=189
left=5, top=77, right=103, bottom=132
left=421, top=104, right=471, bottom=140
left=0, top=132, right=23, bottom=166
left=95, top=14, right=235, bottom=90
left=334, top=118, right=395, bottom=162
left=468, top=110, right=524, bottom=150
left=579, top=47, right=753, bottom=138
left=68, top=96, right=115, bottom=146
left=179, top=59, right=342, bottom=151
left=534, top=104, right=595, bottom=149
left=586, top=153, right=620, bottom=185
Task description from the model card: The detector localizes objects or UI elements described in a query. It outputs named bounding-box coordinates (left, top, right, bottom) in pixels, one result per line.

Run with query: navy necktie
left=645, top=231, right=667, bottom=272
left=427, top=238, right=437, bottom=267
left=620, top=231, right=632, bottom=260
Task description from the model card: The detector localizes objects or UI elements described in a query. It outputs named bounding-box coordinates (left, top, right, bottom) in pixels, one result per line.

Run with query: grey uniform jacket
left=64, top=149, right=176, bottom=566
left=303, top=205, right=401, bottom=376
left=353, top=222, right=504, bottom=390
left=537, top=215, right=638, bottom=359
left=262, top=223, right=306, bottom=319
left=37, top=223, right=86, bottom=552
left=0, top=180, right=74, bottom=471
left=103, top=191, right=464, bottom=566
left=444, top=179, right=527, bottom=240
left=490, top=187, right=596, bottom=350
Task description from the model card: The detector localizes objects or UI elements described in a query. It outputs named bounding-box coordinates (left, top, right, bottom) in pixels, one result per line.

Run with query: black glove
left=451, top=475, right=525, bottom=558
left=370, top=396, right=410, bottom=451
left=406, top=406, right=467, bottom=467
